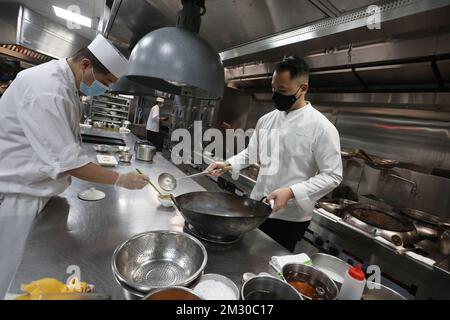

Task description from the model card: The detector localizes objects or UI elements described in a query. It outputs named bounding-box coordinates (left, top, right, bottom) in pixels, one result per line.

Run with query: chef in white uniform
left=0, top=34, right=149, bottom=297
left=207, top=56, right=343, bottom=252
left=146, top=97, right=167, bottom=151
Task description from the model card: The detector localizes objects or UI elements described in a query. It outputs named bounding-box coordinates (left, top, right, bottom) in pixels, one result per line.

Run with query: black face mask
left=272, top=87, right=301, bottom=111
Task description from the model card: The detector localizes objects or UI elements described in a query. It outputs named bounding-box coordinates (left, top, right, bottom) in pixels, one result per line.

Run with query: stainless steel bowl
left=118, top=152, right=133, bottom=163
left=362, top=282, right=407, bottom=300
left=94, top=144, right=111, bottom=153
left=112, top=231, right=208, bottom=292
left=114, top=271, right=204, bottom=300
left=311, top=253, right=351, bottom=287
left=144, top=287, right=203, bottom=300
left=113, top=274, right=145, bottom=300
left=117, top=146, right=131, bottom=153
left=282, top=263, right=339, bottom=300
left=241, top=275, right=303, bottom=300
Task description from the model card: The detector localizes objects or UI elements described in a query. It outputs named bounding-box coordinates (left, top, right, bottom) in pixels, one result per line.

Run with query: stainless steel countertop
left=8, top=128, right=288, bottom=299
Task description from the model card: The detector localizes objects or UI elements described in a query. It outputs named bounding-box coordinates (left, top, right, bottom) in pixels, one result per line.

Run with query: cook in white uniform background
left=146, top=97, right=168, bottom=151
left=208, top=56, right=343, bottom=252
left=0, top=34, right=149, bottom=298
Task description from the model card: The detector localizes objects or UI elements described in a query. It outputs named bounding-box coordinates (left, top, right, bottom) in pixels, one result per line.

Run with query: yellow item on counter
left=16, top=277, right=93, bottom=300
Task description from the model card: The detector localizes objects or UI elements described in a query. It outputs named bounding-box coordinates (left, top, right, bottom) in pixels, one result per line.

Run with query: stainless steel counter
left=7, top=128, right=288, bottom=299
left=309, top=209, right=450, bottom=299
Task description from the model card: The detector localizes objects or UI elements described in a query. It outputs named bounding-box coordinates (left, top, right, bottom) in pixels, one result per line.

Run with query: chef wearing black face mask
left=207, top=56, right=343, bottom=252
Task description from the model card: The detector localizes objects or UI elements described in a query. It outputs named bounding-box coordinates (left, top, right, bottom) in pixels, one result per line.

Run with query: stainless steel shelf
left=92, top=106, right=128, bottom=114
left=90, top=94, right=132, bottom=125
left=91, top=110, right=128, bottom=120
left=92, top=99, right=129, bottom=108
left=103, top=94, right=130, bottom=102
left=91, top=117, right=122, bottom=124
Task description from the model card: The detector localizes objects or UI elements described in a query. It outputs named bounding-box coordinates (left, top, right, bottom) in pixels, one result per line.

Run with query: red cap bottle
left=348, top=264, right=366, bottom=281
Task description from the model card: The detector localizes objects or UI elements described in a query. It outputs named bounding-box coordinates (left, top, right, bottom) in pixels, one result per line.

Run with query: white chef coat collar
left=59, top=59, right=78, bottom=96
left=280, top=101, right=311, bottom=117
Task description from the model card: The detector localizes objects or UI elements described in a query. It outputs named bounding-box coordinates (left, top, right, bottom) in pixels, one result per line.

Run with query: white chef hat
left=156, top=97, right=165, bottom=103
left=87, top=34, right=128, bottom=78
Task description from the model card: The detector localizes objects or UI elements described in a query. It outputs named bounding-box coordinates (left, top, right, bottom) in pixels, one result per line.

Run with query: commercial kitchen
left=0, top=0, right=449, bottom=301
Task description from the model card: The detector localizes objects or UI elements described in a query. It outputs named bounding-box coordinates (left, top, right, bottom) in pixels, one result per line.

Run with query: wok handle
left=260, top=196, right=275, bottom=209
left=205, top=165, right=233, bottom=175
left=355, top=149, right=377, bottom=166
left=169, top=194, right=180, bottom=211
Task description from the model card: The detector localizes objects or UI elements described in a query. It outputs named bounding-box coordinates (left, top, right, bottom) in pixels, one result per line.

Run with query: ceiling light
left=52, top=6, right=92, bottom=28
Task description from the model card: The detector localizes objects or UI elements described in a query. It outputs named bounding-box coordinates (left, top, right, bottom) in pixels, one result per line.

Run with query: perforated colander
left=112, top=231, right=207, bottom=292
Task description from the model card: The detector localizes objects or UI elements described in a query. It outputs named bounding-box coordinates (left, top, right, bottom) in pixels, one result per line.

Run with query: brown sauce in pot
left=288, top=281, right=316, bottom=299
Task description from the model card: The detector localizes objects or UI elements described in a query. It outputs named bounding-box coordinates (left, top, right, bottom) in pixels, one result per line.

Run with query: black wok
left=171, top=192, right=272, bottom=243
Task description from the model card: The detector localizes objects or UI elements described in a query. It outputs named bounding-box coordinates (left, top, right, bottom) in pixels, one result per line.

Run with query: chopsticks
left=135, top=168, right=163, bottom=196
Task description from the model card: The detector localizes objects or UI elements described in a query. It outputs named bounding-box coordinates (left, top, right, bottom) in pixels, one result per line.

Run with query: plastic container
left=337, top=264, right=366, bottom=300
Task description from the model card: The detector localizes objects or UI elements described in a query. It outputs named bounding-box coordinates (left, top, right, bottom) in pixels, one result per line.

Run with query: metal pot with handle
left=135, top=144, right=156, bottom=162
left=398, top=208, right=442, bottom=242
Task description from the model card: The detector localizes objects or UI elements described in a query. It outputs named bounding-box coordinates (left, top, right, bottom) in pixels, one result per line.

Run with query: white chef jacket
left=0, top=59, right=90, bottom=197
left=0, top=58, right=90, bottom=298
left=227, top=103, right=343, bottom=222
left=146, top=104, right=160, bottom=132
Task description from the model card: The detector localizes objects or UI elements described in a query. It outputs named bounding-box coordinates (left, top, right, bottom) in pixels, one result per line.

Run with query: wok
left=171, top=192, right=272, bottom=243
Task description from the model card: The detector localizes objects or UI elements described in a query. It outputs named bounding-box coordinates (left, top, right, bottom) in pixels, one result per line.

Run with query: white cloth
left=227, top=103, right=343, bottom=222
left=0, top=194, right=49, bottom=299
left=269, top=253, right=312, bottom=273
left=0, top=59, right=90, bottom=197
left=146, top=104, right=160, bottom=132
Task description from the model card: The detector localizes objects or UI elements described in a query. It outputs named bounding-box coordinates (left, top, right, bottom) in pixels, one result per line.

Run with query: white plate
left=78, top=188, right=106, bottom=201
left=96, top=155, right=118, bottom=167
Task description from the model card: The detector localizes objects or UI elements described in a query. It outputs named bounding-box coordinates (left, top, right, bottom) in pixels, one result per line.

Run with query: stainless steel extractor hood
left=124, top=0, right=224, bottom=100
left=0, top=3, right=90, bottom=64
left=109, top=76, right=173, bottom=98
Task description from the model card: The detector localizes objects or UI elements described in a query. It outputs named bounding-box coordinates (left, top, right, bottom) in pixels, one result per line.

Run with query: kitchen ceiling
left=105, top=0, right=382, bottom=55
left=0, top=0, right=104, bottom=40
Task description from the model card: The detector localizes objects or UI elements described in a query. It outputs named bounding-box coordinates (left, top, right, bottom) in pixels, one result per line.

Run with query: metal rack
left=90, top=94, right=132, bottom=125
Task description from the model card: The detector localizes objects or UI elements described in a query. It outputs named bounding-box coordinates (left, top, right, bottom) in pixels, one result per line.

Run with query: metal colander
left=112, top=231, right=207, bottom=292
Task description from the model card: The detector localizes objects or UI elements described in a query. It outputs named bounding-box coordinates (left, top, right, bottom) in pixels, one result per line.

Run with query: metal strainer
left=112, top=231, right=207, bottom=292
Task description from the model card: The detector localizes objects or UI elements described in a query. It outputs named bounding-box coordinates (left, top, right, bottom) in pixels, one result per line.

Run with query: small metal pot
left=241, top=274, right=302, bottom=300
left=135, top=144, right=156, bottom=162
left=282, top=263, right=339, bottom=300
left=118, top=152, right=133, bottom=163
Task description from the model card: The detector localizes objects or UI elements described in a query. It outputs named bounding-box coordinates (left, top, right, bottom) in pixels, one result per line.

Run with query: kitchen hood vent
left=0, top=44, right=52, bottom=65
left=125, top=0, right=225, bottom=100
left=0, top=3, right=90, bottom=65
left=109, top=76, right=173, bottom=98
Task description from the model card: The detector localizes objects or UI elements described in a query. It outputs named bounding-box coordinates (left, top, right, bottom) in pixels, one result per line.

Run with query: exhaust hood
left=109, top=76, right=173, bottom=99
left=0, top=3, right=90, bottom=64
left=125, top=0, right=225, bottom=100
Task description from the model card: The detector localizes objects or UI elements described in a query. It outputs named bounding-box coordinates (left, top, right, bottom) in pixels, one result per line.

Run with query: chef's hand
left=206, top=162, right=229, bottom=177
left=114, top=172, right=149, bottom=190
left=267, top=188, right=294, bottom=212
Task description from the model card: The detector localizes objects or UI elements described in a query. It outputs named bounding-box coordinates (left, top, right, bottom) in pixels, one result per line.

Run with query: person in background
left=0, top=59, right=20, bottom=98
left=207, top=56, right=343, bottom=252
left=0, top=34, right=149, bottom=298
left=146, top=97, right=168, bottom=151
